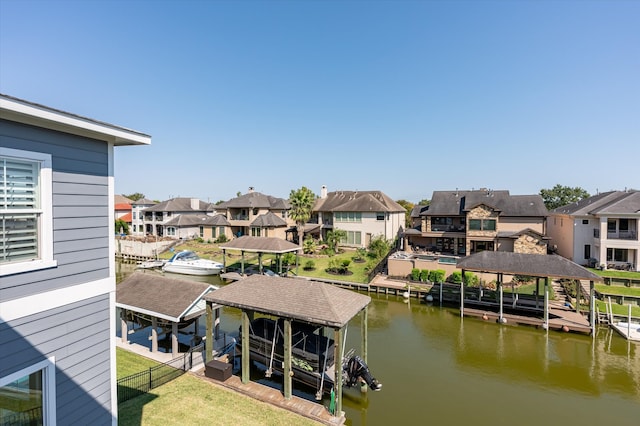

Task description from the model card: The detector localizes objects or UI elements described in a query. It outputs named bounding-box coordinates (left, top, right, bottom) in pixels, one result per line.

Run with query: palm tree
left=289, top=186, right=316, bottom=247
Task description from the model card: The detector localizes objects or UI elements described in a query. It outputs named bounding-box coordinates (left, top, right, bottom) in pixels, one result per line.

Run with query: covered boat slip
left=203, top=274, right=373, bottom=419
left=456, top=252, right=603, bottom=334
left=116, top=272, right=223, bottom=357
left=219, top=236, right=301, bottom=276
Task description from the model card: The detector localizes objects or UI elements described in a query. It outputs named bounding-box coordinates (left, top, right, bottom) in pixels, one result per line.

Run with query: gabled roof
left=423, top=190, right=547, bottom=217
left=497, top=228, right=550, bottom=240
left=552, top=190, right=640, bottom=216
left=217, top=191, right=290, bottom=210
left=164, top=214, right=230, bottom=227
left=116, top=272, right=218, bottom=322
left=118, top=212, right=133, bottom=223
left=132, top=197, right=156, bottom=206
left=115, top=194, right=133, bottom=205
left=457, top=252, right=602, bottom=281
left=115, top=203, right=132, bottom=211
left=143, top=197, right=214, bottom=213
left=203, top=275, right=371, bottom=328
left=220, top=236, right=300, bottom=253
left=314, top=190, right=405, bottom=213
left=250, top=212, right=287, bottom=227
left=411, top=205, right=428, bottom=218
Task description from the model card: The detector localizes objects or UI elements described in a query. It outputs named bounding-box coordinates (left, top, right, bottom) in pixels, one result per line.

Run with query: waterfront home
left=130, top=197, right=156, bottom=235
left=547, top=190, right=639, bottom=272
left=406, top=189, right=549, bottom=256
left=142, top=197, right=215, bottom=238
left=308, top=185, right=406, bottom=248
left=0, top=94, right=150, bottom=424
left=215, top=187, right=293, bottom=239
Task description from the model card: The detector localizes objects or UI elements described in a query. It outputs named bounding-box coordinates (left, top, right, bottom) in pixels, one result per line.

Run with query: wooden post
left=544, top=277, right=549, bottom=329
left=222, top=249, right=226, bottom=273
left=206, top=301, right=213, bottom=363
left=151, top=316, right=158, bottom=353
left=361, top=306, right=368, bottom=393
left=120, top=309, right=128, bottom=344
left=334, top=327, right=343, bottom=417
left=535, top=277, right=540, bottom=309
left=498, top=273, right=504, bottom=323
left=171, top=322, right=178, bottom=355
left=283, top=319, right=292, bottom=399
left=460, top=268, right=465, bottom=318
left=214, top=306, right=220, bottom=340
left=241, top=310, right=250, bottom=384
left=575, top=277, right=581, bottom=313
left=258, top=252, right=263, bottom=274
left=241, top=251, right=245, bottom=275
left=590, top=281, right=595, bottom=336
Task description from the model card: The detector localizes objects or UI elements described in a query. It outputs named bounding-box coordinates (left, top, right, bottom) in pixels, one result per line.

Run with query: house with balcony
left=141, top=197, right=215, bottom=238
left=0, top=94, right=150, bottom=424
left=130, top=197, right=156, bottom=236
left=215, top=187, right=292, bottom=239
left=309, top=185, right=405, bottom=248
left=547, top=190, right=639, bottom=271
left=405, top=189, right=548, bottom=256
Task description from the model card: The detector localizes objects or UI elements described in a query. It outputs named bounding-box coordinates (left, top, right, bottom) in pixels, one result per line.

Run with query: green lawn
left=116, top=348, right=160, bottom=379
left=118, top=373, right=321, bottom=426
left=592, top=300, right=640, bottom=317
left=588, top=268, right=640, bottom=280
left=595, top=284, right=640, bottom=297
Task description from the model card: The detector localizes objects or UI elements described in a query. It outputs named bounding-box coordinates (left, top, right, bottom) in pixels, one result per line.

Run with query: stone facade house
left=547, top=190, right=639, bottom=271
left=406, top=189, right=549, bottom=256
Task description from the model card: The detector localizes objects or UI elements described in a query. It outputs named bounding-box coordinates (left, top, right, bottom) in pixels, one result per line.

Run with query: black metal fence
left=117, top=343, right=204, bottom=404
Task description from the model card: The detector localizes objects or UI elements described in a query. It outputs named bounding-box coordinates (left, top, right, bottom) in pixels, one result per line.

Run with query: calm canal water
left=116, top=263, right=640, bottom=425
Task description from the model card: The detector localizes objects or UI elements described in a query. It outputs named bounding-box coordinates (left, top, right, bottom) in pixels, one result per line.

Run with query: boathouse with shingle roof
left=203, top=274, right=373, bottom=419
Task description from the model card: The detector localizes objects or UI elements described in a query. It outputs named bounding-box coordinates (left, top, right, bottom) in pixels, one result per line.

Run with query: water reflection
left=116, top=262, right=640, bottom=425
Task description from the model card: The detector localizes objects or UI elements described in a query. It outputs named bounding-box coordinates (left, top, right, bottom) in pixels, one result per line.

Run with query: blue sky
left=1, top=0, right=638, bottom=204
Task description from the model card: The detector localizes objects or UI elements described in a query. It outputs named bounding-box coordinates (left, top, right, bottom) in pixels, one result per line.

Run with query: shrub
left=368, top=235, right=391, bottom=259
left=303, top=237, right=317, bottom=254
left=282, top=252, right=296, bottom=266
left=464, top=271, right=479, bottom=286
left=419, top=269, right=429, bottom=282
left=430, top=269, right=446, bottom=283
left=411, top=268, right=420, bottom=281
left=195, top=237, right=204, bottom=243
left=303, top=260, right=316, bottom=271
left=512, top=275, right=534, bottom=284
left=215, top=234, right=229, bottom=243
left=450, top=271, right=462, bottom=284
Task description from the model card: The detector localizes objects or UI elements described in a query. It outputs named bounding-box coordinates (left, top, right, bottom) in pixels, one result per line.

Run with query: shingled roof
left=250, top=212, right=287, bottom=227
left=457, top=251, right=602, bottom=281
left=217, top=191, right=290, bottom=210
left=220, top=236, right=300, bottom=253
left=164, top=213, right=230, bottom=227
left=116, top=272, right=218, bottom=322
left=203, top=275, right=371, bottom=328
left=423, top=190, right=548, bottom=217
left=143, top=197, right=214, bottom=212
left=314, top=190, right=405, bottom=213
left=551, top=190, right=640, bottom=215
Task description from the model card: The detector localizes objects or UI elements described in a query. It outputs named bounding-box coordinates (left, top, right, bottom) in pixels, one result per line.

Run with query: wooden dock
left=194, top=369, right=345, bottom=425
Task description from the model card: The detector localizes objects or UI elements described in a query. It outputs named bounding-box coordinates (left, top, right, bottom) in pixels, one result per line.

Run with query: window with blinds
left=1, top=157, right=41, bottom=263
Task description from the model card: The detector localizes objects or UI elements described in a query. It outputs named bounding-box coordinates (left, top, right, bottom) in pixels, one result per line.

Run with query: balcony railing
left=431, top=225, right=466, bottom=232
left=607, top=231, right=638, bottom=240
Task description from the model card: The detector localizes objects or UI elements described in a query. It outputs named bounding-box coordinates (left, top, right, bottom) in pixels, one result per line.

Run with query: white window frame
left=0, top=147, right=57, bottom=276
left=0, top=357, right=57, bottom=425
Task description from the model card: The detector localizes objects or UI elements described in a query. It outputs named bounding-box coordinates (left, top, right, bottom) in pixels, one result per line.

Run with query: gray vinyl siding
left=0, top=294, right=113, bottom=424
left=1, top=119, right=111, bottom=300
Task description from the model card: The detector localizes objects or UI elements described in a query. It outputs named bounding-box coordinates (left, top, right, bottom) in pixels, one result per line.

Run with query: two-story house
left=0, top=94, right=150, bottom=424
left=141, top=197, right=215, bottom=238
left=310, top=185, right=405, bottom=248
left=547, top=190, right=639, bottom=271
left=215, top=187, right=292, bottom=239
left=130, top=197, right=155, bottom=236
left=407, top=189, right=548, bottom=256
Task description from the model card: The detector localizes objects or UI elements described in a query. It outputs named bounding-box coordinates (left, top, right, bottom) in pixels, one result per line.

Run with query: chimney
left=248, top=186, right=254, bottom=193
left=321, top=185, right=327, bottom=199
left=191, top=198, right=199, bottom=210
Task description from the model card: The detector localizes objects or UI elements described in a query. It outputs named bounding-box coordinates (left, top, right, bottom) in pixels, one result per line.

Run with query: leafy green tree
left=417, top=198, right=431, bottom=206
left=123, top=192, right=145, bottom=201
left=115, top=219, right=129, bottom=235
left=396, top=199, right=415, bottom=228
left=325, top=229, right=347, bottom=253
left=368, top=235, right=390, bottom=259
left=303, top=236, right=317, bottom=254
left=539, top=184, right=590, bottom=210
left=289, top=186, right=316, bottom=247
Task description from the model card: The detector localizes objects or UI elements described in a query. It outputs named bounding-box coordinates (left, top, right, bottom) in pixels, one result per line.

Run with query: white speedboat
left=162, top=250, right=223, bottom=276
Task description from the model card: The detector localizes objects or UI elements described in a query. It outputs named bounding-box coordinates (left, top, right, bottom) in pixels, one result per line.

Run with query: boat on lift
left=241, top=317, right=382, bottom=397
left=162, top=250, right=223, bottom=276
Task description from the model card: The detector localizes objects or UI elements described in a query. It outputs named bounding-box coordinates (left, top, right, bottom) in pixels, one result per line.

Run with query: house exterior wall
left=1, top=98, right=149, bottom=425
left=547, top=214, right=575, bottom=261
left=1, top=120, right=111, bottom=300
left=498, top=217, right=545, bottom=234
left=333, top=211, right=403, bottom=248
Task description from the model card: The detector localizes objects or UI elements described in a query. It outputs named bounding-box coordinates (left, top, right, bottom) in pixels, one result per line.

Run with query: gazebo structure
left=220, top=236, right=301, bottom=276
left=457, top=252, right=603, bottom=334
left=116, top=272, right=221, bottom=355
left=203, top=274, right=373, bottom=418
